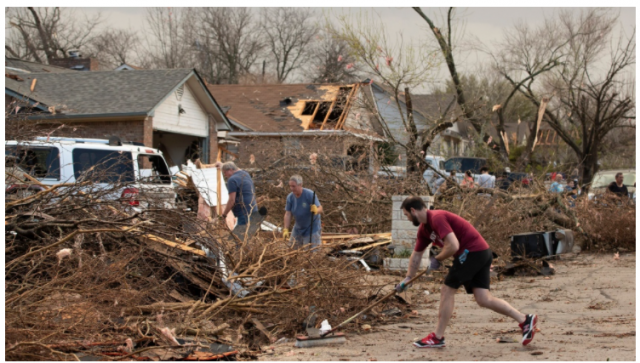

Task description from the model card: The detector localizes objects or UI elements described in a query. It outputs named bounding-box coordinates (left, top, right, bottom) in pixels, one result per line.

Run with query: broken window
left=137, top=154, right=171, bottom=184
left=301, top=101, right=319, bottom=116
left=347, top=144, right=369, bottom=171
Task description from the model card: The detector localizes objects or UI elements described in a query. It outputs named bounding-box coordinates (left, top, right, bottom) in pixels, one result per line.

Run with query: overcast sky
left=75, top=7, right=635, bottom=88
left=15, top=7, right=636, bottom=92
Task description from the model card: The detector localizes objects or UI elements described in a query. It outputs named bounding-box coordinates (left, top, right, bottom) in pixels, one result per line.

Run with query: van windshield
left=72, top=149, right=134, bottom=183
left=137, top=154, right=171, bottom=184
left=444, top=158, right=486, bottom=173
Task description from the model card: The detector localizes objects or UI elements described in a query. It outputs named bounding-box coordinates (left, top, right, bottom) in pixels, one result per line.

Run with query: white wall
left=153, top=83, right=209, bottom=137
left=391, top=195, right=434, bottom=251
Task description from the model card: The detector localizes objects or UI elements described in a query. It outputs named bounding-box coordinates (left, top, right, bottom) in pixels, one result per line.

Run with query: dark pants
left=229, top=211, right=265, bottom=247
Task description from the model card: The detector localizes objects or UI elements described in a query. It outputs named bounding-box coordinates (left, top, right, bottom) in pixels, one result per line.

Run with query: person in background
left=461, top=170, right=476, bottom=188
left=434, top=171, right=456, bottom=194
left=565, top=179, right=578, bottom=207
left=283, top=175, right=323, bottom=249
left=607, top=172, right=629, bottom=199
left=477, top=167, right=495, bottom=189
left=548, top=174, right=565, bottom=194
left=216, top=161, right=264, bottom=242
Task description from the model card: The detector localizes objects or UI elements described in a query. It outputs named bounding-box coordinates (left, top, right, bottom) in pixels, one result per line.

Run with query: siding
left=153, top=83, right=209, bottom=137
left=371, top=87, right=467, bottom=162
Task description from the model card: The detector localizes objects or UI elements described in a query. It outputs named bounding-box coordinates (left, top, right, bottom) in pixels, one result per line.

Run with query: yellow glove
left=310, top=204, right=318, bottom=215
left=282, top=228, right=290, bottom=240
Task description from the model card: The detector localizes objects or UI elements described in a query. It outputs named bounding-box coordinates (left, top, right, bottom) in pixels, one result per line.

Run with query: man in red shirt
left=395, top=196, right=537, bottom=348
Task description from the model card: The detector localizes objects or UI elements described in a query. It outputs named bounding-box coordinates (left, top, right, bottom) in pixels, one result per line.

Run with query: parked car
left=5, top=137, right=176, bottom=211
left=587, top=169, right=636, bottom=200
left=443, top=157, right=488, bottom=184
left=507, top=172, right=532, bottom=188
left=422, top=155, right=447, bottom=188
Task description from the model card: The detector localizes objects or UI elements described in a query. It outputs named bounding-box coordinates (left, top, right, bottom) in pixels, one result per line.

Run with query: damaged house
left=5, top=65, right=233, bottom=166
left=368, top=84, right=472, bottom=164
left=207, top=82, right=386, bottom=171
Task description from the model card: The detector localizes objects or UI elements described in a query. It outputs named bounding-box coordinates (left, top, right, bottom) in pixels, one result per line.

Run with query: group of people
left=215, top=161, right=322, bottom=249
left=432, top=167, right=497, bottom=194
left=216, top=161, right=539, bottom=350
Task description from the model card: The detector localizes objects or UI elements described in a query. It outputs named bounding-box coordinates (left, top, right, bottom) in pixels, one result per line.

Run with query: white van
left=422, top=155, right=447, bottom=188
left=5, top=137, right=176, bottom=211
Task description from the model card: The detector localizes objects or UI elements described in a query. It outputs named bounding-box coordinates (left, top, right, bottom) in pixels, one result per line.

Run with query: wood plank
left=336, top=84, right=359, bottom=130
left=348, top=239, right=392, bottom=251
left=320, top=98, right=337, bottom=130
left=143, top=233, right=207, bottom=257
left=251, top=318, right=275, bottom=343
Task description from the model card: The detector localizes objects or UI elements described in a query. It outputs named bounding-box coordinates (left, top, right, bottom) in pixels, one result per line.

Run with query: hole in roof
left=301, top=101, right=319, bottom=116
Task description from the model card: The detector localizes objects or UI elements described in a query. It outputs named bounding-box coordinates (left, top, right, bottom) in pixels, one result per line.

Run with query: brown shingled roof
left=207, top=84, right=336, bottom=132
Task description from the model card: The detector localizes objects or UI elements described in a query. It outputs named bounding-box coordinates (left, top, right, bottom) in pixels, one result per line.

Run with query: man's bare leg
left=435, top=285, right=457, bottom=338
left=473, top=288, right=526, bottom=324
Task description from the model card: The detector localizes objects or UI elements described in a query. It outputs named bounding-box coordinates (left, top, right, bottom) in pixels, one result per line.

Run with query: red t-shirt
left=414, top=210, right=489, bottom=257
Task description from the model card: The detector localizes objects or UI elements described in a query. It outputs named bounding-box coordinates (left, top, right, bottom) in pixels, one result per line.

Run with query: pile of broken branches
left=5, top=173, right=392, bottom=360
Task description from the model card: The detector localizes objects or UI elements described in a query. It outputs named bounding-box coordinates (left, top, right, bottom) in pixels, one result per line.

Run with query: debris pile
left=4, top=175, right=406, bottom=360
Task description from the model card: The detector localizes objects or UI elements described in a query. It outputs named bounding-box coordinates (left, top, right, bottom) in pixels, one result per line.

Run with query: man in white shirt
left=477, top=167, right=495, bottom=189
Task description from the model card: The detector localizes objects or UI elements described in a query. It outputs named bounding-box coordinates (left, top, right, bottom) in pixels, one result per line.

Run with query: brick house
left=207, top=82, right=386, bottom=171
left=5, top=67, right=232, bottom=165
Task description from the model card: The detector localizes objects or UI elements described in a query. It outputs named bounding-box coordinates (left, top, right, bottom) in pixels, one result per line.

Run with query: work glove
left=282, top=228, right=290, bottom=240
left=310, top=205, right=318, bottom=215
left=395, top=276, right=412, bottom=293
left=429, top=255, right=441, bottom=271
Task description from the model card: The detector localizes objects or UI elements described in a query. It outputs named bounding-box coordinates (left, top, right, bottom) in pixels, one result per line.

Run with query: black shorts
left=444, top=249, right=493, bottom=294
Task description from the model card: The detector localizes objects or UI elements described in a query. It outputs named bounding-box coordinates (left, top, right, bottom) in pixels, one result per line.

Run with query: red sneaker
left=519, top=314, right=538, bottom=345
left=413, top=332, right=446, bottom=348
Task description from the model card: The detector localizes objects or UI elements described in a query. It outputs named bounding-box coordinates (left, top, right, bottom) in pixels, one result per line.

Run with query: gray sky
left=20, top=7, right=638, bottom=92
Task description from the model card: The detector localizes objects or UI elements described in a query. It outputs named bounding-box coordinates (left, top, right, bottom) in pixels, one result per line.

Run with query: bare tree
left=502, top=9, right=635, bottom=187
left=200, top=8, right=264, bottom=84
left=308, top=30, right=360, bottom=83
left=328, top=11, right=452, bottom=179
left=260, top=8, right=318, bottom=83
left=6, top=7, right=103, bottom=63
left=91, top=29, right=140, bottom=69
left=142, top=8, right=198, bottom=70
left=492, top=15, right=571, bottom=167
left=413, top=7, right=504, bottom=155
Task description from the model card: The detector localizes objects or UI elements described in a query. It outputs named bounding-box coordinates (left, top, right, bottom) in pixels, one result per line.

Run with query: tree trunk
left=404, top=88, right=422, bottom=177
left=580, top=142, right=599, bottom=193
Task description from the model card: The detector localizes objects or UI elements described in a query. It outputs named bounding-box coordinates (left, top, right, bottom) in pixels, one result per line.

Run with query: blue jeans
left=290, top=229, right=322, bottom=249
left=236, top=213, right=248, bottom=226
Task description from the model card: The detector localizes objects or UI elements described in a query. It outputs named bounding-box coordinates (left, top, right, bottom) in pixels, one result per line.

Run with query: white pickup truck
left=5, top=137, right=176, bottom=211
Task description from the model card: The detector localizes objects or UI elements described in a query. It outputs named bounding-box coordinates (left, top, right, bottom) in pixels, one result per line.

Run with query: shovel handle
left=320, top=267, right=430, bottom=337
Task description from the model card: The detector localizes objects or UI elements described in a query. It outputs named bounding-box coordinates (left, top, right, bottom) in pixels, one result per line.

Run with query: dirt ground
left=259, top=253, right=636, bottom=361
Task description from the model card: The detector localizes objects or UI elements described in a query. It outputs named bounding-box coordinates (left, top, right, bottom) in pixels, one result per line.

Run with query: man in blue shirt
left=283, top=175, right=323, bottom=249
left=217, top=161, right=262, bottom=242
